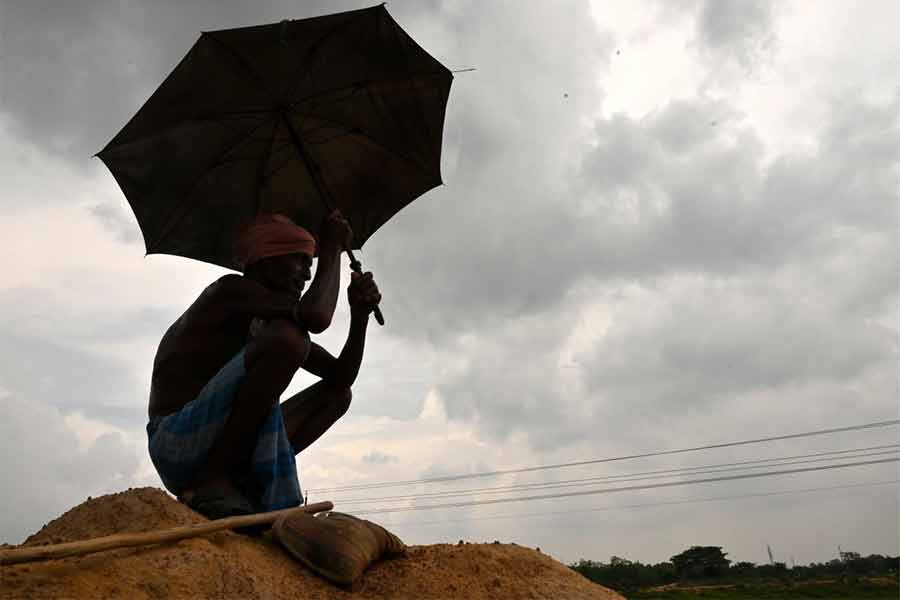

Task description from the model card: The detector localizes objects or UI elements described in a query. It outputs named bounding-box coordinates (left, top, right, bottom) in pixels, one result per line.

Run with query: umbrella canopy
left=97, top=4, right=452, bottom=272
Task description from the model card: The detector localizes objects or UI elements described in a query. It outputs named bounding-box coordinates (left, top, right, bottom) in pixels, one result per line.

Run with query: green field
left=628, top=578, right=899, bottom=599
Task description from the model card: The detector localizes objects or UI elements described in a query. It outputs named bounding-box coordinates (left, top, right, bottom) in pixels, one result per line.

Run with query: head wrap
left=235, top=214, right=316, bottom=269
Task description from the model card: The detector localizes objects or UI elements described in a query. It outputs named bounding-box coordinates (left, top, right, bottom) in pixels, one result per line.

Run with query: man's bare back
left=149, top=276, right=272, bottom=418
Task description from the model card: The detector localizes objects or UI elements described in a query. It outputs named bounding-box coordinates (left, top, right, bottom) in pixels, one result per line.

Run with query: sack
left=272, top=511, right=406, bottom=586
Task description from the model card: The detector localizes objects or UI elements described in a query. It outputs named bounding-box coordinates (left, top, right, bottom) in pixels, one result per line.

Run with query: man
left=146, top=210, right=381, bottom=519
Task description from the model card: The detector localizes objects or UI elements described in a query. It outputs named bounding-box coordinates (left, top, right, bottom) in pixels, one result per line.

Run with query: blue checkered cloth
left=146, top=348, right=302, bottom=512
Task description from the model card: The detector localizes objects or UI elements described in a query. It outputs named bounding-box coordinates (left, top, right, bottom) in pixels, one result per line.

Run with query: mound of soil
left=2, top=487, right=623, bottom=599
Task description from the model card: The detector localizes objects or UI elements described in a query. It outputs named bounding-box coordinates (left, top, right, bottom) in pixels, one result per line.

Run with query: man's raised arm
left=292, top=215, right=345, bottom=332
left=212, top=210, right=353, bottom=333
left=303, top=270, right=381, bottom=388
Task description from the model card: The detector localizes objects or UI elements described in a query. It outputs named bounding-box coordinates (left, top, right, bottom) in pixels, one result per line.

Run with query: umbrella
left=97, top=4, right=454, bottom=325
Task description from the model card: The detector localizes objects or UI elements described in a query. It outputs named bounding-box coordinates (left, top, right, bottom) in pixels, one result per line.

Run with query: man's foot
left=180, top=480, right=265, bottom=536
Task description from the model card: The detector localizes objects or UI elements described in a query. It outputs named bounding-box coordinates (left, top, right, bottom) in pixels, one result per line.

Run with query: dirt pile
left=2, top=487, right=623, bottom=599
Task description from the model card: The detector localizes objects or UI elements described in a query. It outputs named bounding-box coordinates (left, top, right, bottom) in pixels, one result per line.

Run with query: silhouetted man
left=146, top=211, right=380, bottom=519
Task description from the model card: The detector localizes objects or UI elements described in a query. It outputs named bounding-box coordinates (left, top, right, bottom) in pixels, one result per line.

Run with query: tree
left=670, top=546, right=732, bottom=579
left=731, top=561, right=757, bottom=578
left=569, top=557, right=677, bottom=592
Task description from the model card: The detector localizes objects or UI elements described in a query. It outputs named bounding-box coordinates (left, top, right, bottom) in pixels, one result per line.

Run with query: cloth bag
left=272, top=511, right=406, bottom=586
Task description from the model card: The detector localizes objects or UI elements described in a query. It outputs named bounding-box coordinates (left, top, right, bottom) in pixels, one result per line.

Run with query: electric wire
left=308, top=419, right=900, bottom=493
left=376, top=479, right=900, bottom=528
left=330, top=445, right=900, bottom=504
left=349, top=457, right=899, bottom=515
left=331, top=447, right=900, bottom=506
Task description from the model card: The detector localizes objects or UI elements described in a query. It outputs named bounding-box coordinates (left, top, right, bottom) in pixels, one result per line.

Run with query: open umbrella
left=97, top=4, right=454, bottom=325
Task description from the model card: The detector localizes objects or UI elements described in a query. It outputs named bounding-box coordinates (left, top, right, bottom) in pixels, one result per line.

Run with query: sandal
left=182, top=487, right=266, bottom=536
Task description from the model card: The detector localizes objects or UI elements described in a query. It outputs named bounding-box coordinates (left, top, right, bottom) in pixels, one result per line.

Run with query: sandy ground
left=1, top=487, right=624, bottom=599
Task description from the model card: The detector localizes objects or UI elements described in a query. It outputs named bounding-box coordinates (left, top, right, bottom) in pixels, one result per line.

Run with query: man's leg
left=281, top=381, right=352, bottom=454
left=188, top=319, right=309, bottom=495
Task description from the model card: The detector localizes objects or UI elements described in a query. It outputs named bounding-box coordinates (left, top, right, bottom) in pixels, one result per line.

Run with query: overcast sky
left=1, top=0, right=898, bottom=567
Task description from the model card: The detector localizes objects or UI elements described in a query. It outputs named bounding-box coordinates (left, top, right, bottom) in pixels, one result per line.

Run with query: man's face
left=261, top=252, right=313, bottom=296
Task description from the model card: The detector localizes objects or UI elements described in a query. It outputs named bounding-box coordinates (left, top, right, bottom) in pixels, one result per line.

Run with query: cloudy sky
left=1, top=0, right=898, bottom=567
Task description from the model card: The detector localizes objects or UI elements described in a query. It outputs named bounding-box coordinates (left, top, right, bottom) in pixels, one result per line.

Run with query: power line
left=309, top=419, right=900, bottom=493
left=331, top=445, right=899, bottom=505
left=377, top=480, right=900, bottom=528
left=351, top=457, right=899, bottom=515
left=333, top=448, right=900, bottom=506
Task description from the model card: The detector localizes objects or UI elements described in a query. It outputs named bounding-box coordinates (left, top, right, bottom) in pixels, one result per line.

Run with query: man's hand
left=348, top=271, right=381, bottom=319
left=319, top=209, right=353, bottom=251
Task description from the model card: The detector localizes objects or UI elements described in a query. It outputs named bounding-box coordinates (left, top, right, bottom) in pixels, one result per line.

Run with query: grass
left=628, top=578, right=899, bottom=599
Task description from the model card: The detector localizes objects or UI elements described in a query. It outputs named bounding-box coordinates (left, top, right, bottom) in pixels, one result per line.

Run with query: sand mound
left=2, top=488, right=622, bottom=599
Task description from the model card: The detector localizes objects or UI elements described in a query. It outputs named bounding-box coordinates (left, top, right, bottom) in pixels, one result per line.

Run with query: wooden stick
left=0, top=501, right=333, bottom=566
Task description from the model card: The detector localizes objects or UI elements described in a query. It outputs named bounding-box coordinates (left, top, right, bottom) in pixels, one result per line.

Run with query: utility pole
left=767, top=544, right=775, bottom=565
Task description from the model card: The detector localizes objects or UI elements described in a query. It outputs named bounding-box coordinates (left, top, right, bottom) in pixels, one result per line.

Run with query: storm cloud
left=1, top=0, right=897, bottom=564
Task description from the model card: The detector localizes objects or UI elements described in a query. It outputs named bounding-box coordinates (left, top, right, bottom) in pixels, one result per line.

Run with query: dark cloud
left=361, top=450, right=398, bottom=465
left=365, top=88, right=899, bottom=350
left=2, top=0, right=898, bottom=564
left=341, top=0, right=612, bottom=341
left=424, top=90, right=899, bottom=450
left=0, top=394, right=141, bottom=544
left=579, top=279, right=897, bottom=415
left=3, top=0, right=613, bottom=343
left=87, top=201, right=144, bottom=245
left=0, top=283, right=173, bottom=427
left=0, top=0, right=390, bottom=166
left=435, top=316, right=578, bottom=446
left=647, top=98, right=739, bottom=153
left=3, top=0, right=895, bottom=447
left=696, top=0, right=776, bottom=67
left=0, top=331, right=146, bottom=424
left=698, top=0, right=773, bottom=56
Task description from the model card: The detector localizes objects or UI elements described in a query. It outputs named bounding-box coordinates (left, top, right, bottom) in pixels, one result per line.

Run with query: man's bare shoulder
left=175, top=274, right=250, bottom=325
left=205, top=273, right=246, bottom=294
left=198, top=273, right=296, bottom=323
left=199, top=274, right=258, bottom=306
left=204, top=273, right=271, bottom=298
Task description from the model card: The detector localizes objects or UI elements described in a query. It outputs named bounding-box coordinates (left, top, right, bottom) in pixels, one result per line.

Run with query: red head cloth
left=235, top=214, right=316, bottom=270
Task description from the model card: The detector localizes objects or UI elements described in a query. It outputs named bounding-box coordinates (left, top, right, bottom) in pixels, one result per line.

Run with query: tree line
left=569, top=546, right=899, bottom=592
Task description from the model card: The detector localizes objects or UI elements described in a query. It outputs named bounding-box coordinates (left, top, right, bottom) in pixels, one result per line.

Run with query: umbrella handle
left=347, top=249, right=385, bottom=326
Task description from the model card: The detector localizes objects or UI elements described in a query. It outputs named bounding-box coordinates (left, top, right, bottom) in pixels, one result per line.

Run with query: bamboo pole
left=0, top=500, right=333, bottom=566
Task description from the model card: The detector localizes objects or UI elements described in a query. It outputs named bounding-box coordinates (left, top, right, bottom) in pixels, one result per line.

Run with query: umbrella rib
left=204, top=33, right=276, bottom=103
left=257, top=128, right=354, bottom=182
left=284, top=6, right=379, bottom=100
left=288, top=71, right=448, bottom=113
left=147, top=114, right=278, bottom=253
left=251, top=118, right=281, bottom=215
left=107, top=115, right=274, bottom=163
left=259, top=154, right=296, bottom=183
left=199, top=113, right=269, bottom=141
left=362, top=83, right=427, bottom=171
left=387, top=16, right=441, bottom=169
left=287, top=108, right=436, bottom=178
left=305, top=129, right=360, bottom=146
left=199, top=107, right=277, bottom=118
left=100, top=110, right=273, bottom=156
left=261, top=140, right=303, bottom=181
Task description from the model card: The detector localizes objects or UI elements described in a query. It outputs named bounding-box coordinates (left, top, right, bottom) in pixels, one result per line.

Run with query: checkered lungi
left=146, top=348, right=302, bottom=512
